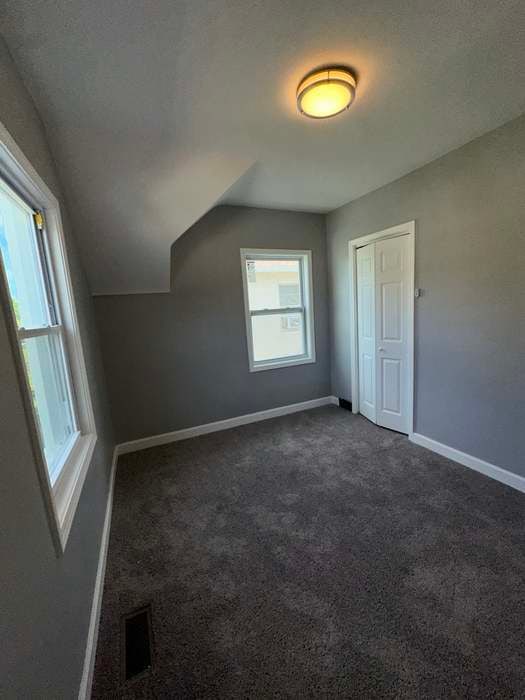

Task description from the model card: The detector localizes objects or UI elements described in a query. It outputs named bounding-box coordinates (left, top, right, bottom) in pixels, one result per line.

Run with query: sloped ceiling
left=1, top=0, right=525, bottom=294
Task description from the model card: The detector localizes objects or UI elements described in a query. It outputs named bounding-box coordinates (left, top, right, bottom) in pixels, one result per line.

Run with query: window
left=0, top=125, right=96, bottom=552
left=0, top=182, right=77, bottom=478
left=240, top=249, right=316, bottom=371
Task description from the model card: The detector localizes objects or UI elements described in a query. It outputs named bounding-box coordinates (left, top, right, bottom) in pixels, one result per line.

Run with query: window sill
left=52, top=432, right=97, bottom=551
left=249, top=356, right=316, bottom=373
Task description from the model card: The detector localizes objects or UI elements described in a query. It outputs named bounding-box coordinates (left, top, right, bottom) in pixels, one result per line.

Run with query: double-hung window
left=0, top=126, right=96, bottom=552
left=240, top=249, right=316, bottom=371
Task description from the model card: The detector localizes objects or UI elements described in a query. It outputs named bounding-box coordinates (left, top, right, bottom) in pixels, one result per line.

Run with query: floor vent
left=122, top=605, right=153, bottom=681
left=338, top=398, right=352, bottom=411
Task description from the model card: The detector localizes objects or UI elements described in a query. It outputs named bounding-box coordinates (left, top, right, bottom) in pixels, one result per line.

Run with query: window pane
left=0, top=181, right=50, bottom=329
left=246, top=259, right=302, bottom=311
left=22, top=333, right=76, bottom=481
left=251, top=312, right=305, bottom=362
left=278, top=283, right=301, bottom=307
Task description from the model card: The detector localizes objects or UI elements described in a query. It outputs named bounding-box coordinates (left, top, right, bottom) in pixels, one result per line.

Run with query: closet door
left=356, top=244, right=376, bottom=424
left=374, top=235, right=411, bottom=433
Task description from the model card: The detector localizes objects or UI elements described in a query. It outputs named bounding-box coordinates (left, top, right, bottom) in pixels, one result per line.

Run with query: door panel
left=379, top=246, right=403, bottom=273
left=356, top=244, right=376, bottom=423
left=381, top=282, right=403, bottom=341
left=381, top=358, right=401, bottom=414
left=374, top=235, right=411, bottom=432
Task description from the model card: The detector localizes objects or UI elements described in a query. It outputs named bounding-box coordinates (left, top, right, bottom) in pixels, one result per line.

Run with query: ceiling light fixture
left=297, top=66, right=356, bottom=119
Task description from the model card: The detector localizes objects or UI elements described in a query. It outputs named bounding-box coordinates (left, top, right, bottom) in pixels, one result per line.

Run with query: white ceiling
left=2, top=0, right=525, bottom=294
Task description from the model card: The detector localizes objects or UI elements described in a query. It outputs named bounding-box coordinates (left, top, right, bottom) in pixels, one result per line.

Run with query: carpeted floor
left=92, top=406, right=525, bottom=698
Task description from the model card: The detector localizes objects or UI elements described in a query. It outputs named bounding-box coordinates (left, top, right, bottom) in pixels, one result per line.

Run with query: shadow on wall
left=94, top=205, right=331, bottom=444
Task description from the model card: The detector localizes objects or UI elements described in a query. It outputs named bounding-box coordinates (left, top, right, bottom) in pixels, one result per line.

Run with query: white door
left=356, top=244, right=376, bottom=423
left=356, top=235, right=412, bottom=433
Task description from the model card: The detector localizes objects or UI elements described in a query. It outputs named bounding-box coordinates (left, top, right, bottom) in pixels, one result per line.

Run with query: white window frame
left=0, top=121, right=97, bottom=554
left=240, top=248, right=316, bottom=372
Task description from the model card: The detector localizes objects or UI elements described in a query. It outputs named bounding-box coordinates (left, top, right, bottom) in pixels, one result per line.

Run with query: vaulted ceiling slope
left=2, top=1, right=525, bottom=294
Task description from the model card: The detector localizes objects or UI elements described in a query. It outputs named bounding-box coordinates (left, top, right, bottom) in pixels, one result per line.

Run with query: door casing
left=348, top=221, right=415, bottom=435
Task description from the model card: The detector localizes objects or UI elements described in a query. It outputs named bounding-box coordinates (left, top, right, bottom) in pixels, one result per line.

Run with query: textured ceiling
left=2, top=0, right=525, bottom=294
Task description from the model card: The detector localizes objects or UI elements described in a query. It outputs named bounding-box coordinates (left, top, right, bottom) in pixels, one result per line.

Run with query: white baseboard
left=117, top=396, right=340, bottom=456
left=78, top=447, right=118, bottom=700
left=409, top=432, right=525, bottom=494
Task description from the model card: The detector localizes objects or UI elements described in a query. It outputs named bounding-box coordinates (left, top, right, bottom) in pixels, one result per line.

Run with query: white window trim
left=240, top=248, right=316, bottom=372
left=0, top=120, right=97, bottom=554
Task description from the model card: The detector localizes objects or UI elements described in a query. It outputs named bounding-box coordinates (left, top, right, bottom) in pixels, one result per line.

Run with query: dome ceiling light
left=296, top=66, right=357, bottom=119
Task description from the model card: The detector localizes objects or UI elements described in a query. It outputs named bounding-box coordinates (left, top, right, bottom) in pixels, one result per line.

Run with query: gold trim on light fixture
left=297, top=66, right=356, bottom=119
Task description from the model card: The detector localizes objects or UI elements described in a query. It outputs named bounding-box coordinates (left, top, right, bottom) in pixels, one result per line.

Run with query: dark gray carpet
left=92, top=406, right=525, bottom=698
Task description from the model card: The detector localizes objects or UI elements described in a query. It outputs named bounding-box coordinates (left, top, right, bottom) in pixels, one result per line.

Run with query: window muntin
left=241, top=249, right=315, bottom=371
left=0, top=177, right=78, bottom=483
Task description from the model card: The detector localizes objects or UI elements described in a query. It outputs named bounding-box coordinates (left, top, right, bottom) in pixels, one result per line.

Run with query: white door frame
left=348, top=221, right=415, bottom=435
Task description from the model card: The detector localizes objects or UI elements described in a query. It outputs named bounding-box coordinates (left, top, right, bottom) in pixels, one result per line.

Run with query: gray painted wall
left=94, top=205, right=330, bottom=443
left=327, top=114, right=525, bottom=477
left=0, top=38, right=114, bottom=696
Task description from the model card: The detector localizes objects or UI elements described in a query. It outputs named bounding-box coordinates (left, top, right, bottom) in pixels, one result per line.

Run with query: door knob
left=378, top=347, right=385, bottom=352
